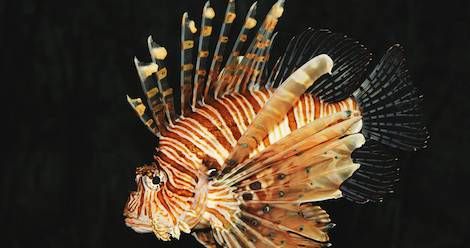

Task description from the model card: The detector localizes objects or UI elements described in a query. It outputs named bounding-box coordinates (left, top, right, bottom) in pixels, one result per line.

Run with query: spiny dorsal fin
left=223, top=54, right=334, bottom=172
left=129, top=1, right=286, bottom=130
left=203, top=0, right=237, bottom=99
left=133, top=57, right=168, bottom=132
left=228, top=0, right=285, bottom=94
left=126, top=95, right=159, bottom=136
left=192, top=1, right=215, bottom=109
left=215, top=1, right=258, bottom=98
left=147, top=36, right=176, bottom=126
left=180, top=12, right=197, bottom=116
left=249, top=32, right=278, bottom=91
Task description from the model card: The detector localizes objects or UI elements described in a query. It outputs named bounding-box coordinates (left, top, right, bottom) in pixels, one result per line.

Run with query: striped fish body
left=157, top=90, right=359, bottom=237
left=160, top=90, right=359, bottom=168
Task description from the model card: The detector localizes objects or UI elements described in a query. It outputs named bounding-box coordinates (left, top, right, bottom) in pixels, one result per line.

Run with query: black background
left=3, top=0, right=469, bottom=247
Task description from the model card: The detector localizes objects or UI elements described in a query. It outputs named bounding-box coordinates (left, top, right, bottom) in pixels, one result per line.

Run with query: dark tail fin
left=353, top=45, right=429, bottom=151
left=340, top=45, right=429, bottom=204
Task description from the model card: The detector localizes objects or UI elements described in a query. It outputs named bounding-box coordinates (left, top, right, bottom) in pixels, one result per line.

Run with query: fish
left=123, top=0, right=429, bottom=247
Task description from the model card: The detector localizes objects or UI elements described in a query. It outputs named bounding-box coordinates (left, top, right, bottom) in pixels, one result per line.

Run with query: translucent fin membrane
left=268, top=28, right=372, bottom=102
left=215, top=1, right=258, bottom=97
left=180, top=12, right=197, bottom=116
left=342, top=140, right=399, bottom=203
left=128, top=0, right=285, bottom=128
left=147, top=36, right=176, bottom=126
left=230, top=0, right=285, bottom=93
left=133, top=58, right=168, bottom=132
left=192, top=1, right=215, bottom=109
left=354, top=45, right=429, bottom=151
left=203, top=0, right=236, bottom=99
left=126, top=95, right=159, bottom=136
left=249, top=32, right=278, bottom=90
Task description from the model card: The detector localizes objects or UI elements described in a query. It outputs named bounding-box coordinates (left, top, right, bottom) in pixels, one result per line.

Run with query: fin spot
left=262, top=204, right=271, bottom=213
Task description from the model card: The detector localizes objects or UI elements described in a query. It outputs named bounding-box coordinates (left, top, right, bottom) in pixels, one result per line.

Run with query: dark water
left=3, top=0, right=469, bottom=247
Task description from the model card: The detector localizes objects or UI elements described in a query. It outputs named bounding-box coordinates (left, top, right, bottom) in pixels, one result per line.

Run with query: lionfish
left=123, top=0, right=428, bottom=247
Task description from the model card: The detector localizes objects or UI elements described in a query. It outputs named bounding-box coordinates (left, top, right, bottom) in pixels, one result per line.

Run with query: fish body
left=123, top=0, right=428, bottom=247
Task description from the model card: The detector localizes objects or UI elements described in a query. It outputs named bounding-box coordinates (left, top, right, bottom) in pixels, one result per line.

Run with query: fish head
left=123, top=163, right=177, bottom=241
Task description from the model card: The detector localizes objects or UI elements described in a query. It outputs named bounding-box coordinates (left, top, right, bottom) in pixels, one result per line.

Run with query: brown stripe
left=157, top=152, right=196, bottom=189
left=300, top=95, right=308, bottom=124
left=241, top=91, right=261, bottom=113
left=234, top=93, right=256, bottom=121
left=177, top=121, right=221, bottom=155
left=206, top=98, right=242, bottom=140
left=313, top=95, right=321, bottom=119
left=206, top=208, right=230, bottom=226
left=160, top=188, right=177, bottom=224
left=333, top=102, right=341, bottom=112
left=158, top=152, right=199, bottom=183
left=225, top=95, right=250, bottom=127
left=162, top=142, right=198, bottom=172
left=286, top=109, right=297, bottom=132
left=166, top=180, right=195, bottom=197
left=157, top=190, right=172, bottom=218
left=262, top=136, right=270, bottom=148
left=190, top=112, right=232, bottom=151
left=197, top=106, right=236, bottom=145
left=137, top=180, right=145, bottom=216
left=146, top=193, right=151, bottom=218
left=164, top=129, right=204, bottom=158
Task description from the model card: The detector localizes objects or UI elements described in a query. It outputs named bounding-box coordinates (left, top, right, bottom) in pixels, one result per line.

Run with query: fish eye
left=152, top=176, right=161, bottom=185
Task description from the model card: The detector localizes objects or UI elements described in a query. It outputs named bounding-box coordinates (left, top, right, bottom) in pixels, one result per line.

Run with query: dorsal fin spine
left=203, top=0, right=236, bottom=100
left=180, top=12, right=196, bottom=116
left=147, top=36, right=176, bottom=127
left=192, top=1, right=214, bottom=110
left=255, top=32, right=277, bottom=89
left=126, top=95, right=160, bottom=137
left=133, top=57, right=169, bottom=133
left=231, top=0, right=285, bottom=93
left=215, top=2, right=258, bottom=98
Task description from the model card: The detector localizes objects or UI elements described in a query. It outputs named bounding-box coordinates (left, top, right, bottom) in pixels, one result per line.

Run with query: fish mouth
left=124, top=217, right=153, bottom=233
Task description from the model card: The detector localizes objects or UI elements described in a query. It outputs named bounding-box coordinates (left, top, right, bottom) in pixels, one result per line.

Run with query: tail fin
left=339, top=45, right=429, bottom=204
left=353, top=45, right=429, bottom=151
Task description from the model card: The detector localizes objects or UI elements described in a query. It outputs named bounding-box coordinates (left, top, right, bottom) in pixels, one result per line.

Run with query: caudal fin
left=338, top=45, right=429, bottom=204
left=354, top=45, right=429, bottom=151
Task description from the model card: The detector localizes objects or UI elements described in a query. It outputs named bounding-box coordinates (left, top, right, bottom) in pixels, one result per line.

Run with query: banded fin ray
left=228, top=0, right=285, bottom=94
left=215, top=1, right=258, bottom=98
left=148, top=36, right=177, bottom=125
left=133, top=58, right=168, bottom=134
left=180, top=12, right=197, bottom=116
left=192, top=1, right=215, bottom=109
left=126, top=95, right=159, bottom=136
left=203, top=0, right=237, bottom=99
